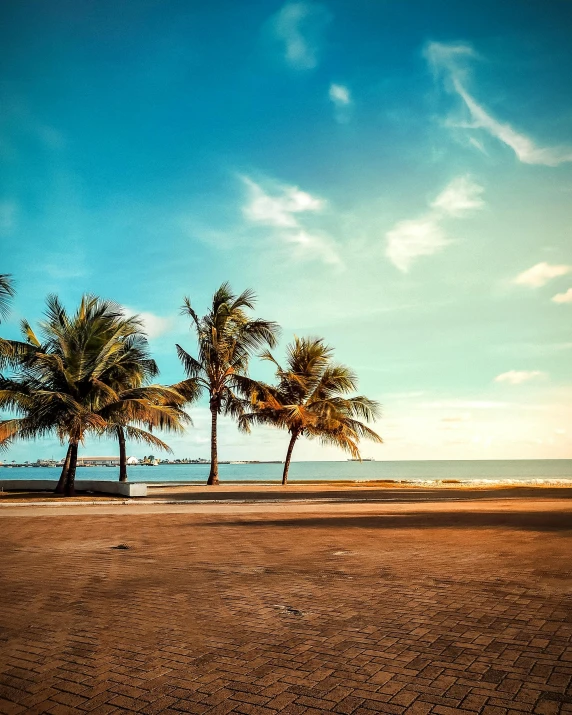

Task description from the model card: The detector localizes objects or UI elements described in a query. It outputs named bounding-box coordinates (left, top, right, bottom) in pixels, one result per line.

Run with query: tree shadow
left=199, top=510, right=572, bottom=532
left=154, top=486, right=572, bottom=503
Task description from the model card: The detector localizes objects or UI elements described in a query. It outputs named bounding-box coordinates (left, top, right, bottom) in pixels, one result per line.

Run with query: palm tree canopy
left=176, top=282, right=280, bottom=415
left=0, top=294, right=189, bottom=451
left=240, top=336, right=382, bottom=459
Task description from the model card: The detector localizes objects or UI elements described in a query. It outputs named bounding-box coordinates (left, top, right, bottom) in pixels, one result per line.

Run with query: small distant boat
left=348, top=458, right=375, bottom=462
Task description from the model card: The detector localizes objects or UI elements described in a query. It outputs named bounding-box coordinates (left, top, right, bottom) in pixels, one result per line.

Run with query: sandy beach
left=1, top=489, right=571, bottom=714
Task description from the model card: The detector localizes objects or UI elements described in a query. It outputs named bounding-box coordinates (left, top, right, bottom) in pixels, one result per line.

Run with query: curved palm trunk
left=64, top=442, right=79, bottom=497
left=54, top=444, right=72, bottom=494
left=282, top=431, right=299, bottom=486
left=207, top=403, right=219, bottom=485
left=117, top=426, right=127, bottom=482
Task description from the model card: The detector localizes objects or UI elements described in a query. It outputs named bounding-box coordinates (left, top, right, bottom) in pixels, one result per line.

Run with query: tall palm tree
left=176, top=282, right=279, bottom=485
left=0, top=294, right=185, bottom=495
left=0, top=274, right=15, bottom=323
left=239, top=337, right=382, bottom=484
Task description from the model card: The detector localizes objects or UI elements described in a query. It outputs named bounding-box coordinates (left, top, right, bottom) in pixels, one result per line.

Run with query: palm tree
left=0, top=294, right=184, bottom=495
left=176, top=282, right=279, bottom=485
left=94, top=330, right=194, bottom=481
left=239, top=337, right=382, bottom=484
left=0, top=274, right=15, bottom=323
left=99, top=383, right=192, bottom=482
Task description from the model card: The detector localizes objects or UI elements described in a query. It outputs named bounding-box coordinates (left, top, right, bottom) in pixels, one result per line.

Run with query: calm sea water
left=1, top=460, right=571, bottom=483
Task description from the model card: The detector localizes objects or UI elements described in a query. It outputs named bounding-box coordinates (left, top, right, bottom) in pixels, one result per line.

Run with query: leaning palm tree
left=240, top=337, right=382, bottom=484
left=0, top=294, right=181, bottom=495
left=176, top=282, right=279, bottom=485
left=0, top=274, right=15, bottom=323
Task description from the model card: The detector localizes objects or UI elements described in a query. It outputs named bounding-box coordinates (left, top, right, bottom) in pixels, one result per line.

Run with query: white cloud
left=242, top=176, right=342, bottom=267
left=328, top=83, right=352, bottom=123
left=425, top=41, right=478, bottom=73
left=552, top=288, right=572, bottom=304
left=329, top=83, right=350, bottom=105
left=242, top=176, right=323, bottom=227
left=386, top=175, right=484, bottom=271
left=426, top=41, right=572, bottom=166
left=386, top=215, right=448, bottom=272
left=494, top=370, right=546, bottom=385
left=287, top=229, right=342, bottom=266
left=430, top=175, right=484, bottom=216
left=513, top=262, right=572, bottom=288
left=271, top=2, right=331, bottom=70
left=124, top=308, right=173, bottom=339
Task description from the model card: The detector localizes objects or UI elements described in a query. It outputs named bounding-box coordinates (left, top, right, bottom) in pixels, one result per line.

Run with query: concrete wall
left=0, top=480, right=147, bottom=497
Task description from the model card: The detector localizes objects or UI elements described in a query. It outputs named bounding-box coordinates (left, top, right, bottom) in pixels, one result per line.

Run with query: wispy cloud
left=242, top=176, right=342, bottom=267
left=552, top=288, right=572, bottom=304
left=386, top=216, right=448, bottom=273
left=242, top=176, right=323, bottom=227
left=328, top=83, right=352, bottom=123
left=271, top=2, right=331, bottom=70
left=425, top=41, right=572, bottom=166
left=494, top=370, right=546, bottom=385
left=124, top=308, right=174, bottom=339
left=38, top=251, right=88, bottom=280
left=386, top=175, right=484, bottom=271
left=430, top=175, right=484, bottom=216
left=513, top=262, right=572, bottom=288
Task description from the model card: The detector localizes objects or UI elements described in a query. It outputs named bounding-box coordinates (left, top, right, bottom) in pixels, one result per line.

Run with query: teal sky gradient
left=1, top=0, right=572, bottom=462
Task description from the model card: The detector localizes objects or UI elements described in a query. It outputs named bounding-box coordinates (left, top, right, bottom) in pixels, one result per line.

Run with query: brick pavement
left=0, top=504, right=571, bottom=714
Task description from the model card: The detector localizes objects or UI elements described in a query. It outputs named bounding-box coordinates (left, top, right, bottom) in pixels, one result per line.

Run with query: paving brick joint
left=0, top=507, right=571, bottom=714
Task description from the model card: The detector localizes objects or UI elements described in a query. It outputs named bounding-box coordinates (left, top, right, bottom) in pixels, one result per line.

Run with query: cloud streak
left=426, top=41, right=572, bottom=166
left=242, top=176, right=323, bottom=227
left=552, top=288, right=572, bottom=304
left=328, top=83, right=352, bottom=123
left=494, top=370, right=546, bottom=385
left=386, top=175, right=484, bottom=271
left=513, top=262, right=572, bottom=288
left=242, top=176, right=342, bottom=267
left=271, top=2, right=331, bottom=70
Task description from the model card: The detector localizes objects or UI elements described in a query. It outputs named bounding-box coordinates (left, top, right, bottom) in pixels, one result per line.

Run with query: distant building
left=76, top=456, right=120, bottom=466
left=126, top=456, right=139, bottom=465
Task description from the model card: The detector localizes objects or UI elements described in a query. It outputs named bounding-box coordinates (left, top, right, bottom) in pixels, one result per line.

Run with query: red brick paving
left=0, top=502, right=571, bottom=714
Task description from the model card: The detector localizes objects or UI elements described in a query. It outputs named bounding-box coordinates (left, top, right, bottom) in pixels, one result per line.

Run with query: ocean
left=1, top=459, right=571, bottom=484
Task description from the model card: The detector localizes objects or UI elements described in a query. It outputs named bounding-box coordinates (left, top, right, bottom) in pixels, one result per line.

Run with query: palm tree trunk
left=55, top=444, right=72, bottom=494
left=64, top=442, right=79, bottom=497
left=207, top=403, right=219, bottom=485
left=282, top=431, right=298, bottom=485
left=117, top=426, right=127, bottom=482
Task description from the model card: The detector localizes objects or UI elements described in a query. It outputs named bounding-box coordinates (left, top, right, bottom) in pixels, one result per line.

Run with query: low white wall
left=0, top=480, right=147, bottom=497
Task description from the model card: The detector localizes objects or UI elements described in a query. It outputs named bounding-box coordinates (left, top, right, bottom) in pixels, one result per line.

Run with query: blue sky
left=2, top=0, right=572, bottom=462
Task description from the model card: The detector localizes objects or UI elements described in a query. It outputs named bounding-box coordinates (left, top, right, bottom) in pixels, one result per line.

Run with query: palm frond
left=0, top=274, right=15, bottom=322
left=175, top=345, right=203, bottom=379
left=122, top=426, right=172, bottom=452
left=244, top=336, right=382, bottom=461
